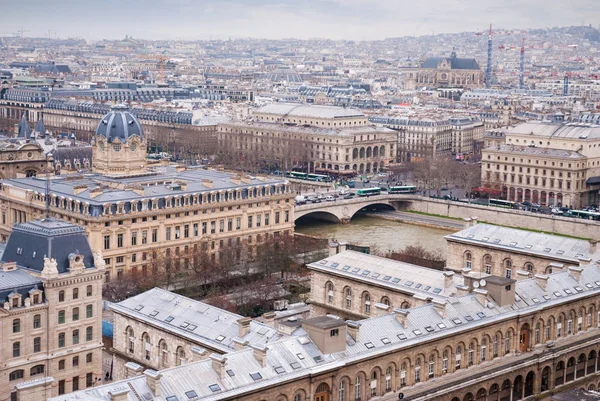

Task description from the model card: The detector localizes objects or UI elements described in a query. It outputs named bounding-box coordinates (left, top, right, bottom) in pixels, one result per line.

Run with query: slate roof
left=17, top=114, right=31, bottom=139
left=95, top=105, right=143, bottom=142
left=49, top=260, right=600, bottom=401
left=257, top=103, right=364, bottom=119
left=0, top=218, right=95, bottom=273
left=505, top=121, right=600, bottom=140
left=111, top=288, right=284, bottom=353
left=421, top=57, right=481, bottom=70
left=445, top=223, right=600, bottom=264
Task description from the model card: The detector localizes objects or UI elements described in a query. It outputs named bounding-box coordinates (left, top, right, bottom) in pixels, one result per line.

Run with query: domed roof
left=95, top=104, right=143, bottom=143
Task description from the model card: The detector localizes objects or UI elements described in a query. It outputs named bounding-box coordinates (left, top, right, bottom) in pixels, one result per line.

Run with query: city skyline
left=2, top=0, right=600, bottom=41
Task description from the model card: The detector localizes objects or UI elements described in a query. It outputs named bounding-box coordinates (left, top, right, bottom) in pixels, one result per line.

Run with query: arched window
left=415, top=358, right=422, bottom=383
left=381, top=297, right=391, bottom=306
left=9, top=370, right=24, bottom=381
left=483, top=255, right=492, bottom=274
left=557, top=316, right=563, bottom=337
left=345, top=288, right=352, bottom=309
left=504, top=259, right=512, bottom=278
left=429, top=354, right=436, bottom=378
left=535, top=322, right=541, bottom=344
left=160, top=340, right=169, bottom=367
left=481, top=339, right=487, bottom=362
left=326, top=282, right=334, bottom=304
left=493, top=334, right=499, bottom=357
left=30, top=365, right=44, bottom=376
left=338, top=379, right=346, bottom=401
left=456, top=346, right=462, bottom=369
left=127, top=327, right=135, bottom=353
left=546, top=318, right=553, bottom=340
left=176, top=346, right=185, bottom=366
left=295, top=394, right=303, bottom=401
left=370, top=371, right=377, bottom=396
left=385, top=367, right=392, bottom=391
left=505, top=331, right=512, bottom=354
left=442, top=350, right=449, bottom=373
left=468, top=342, right=475, bottom=366
left=524, top=263, right=533, bottom=276
left=363, top=293, right=371, bottom=314
left=143, top=333, right=151, bottom=361
left=400, top=363, right=407, bottom=387
left=465, top=252, right=472, bottom=269
left=354, top=376, right=361, bottom=400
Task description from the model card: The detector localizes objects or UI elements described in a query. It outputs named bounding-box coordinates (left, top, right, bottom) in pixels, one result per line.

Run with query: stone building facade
left=405, top=52, right=484, bottom=90
left=0, top=106, right=295, bottom=278
left=0, top=218, right=104, bottom=401
left=481, top=120, right=600, bottom=208
left=445, top=222, right=600, bottom=279
left=49, top=248, right=600, bottom=401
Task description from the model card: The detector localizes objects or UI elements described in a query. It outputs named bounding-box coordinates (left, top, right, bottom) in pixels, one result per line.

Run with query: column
left=509, top=384, right=513, bottom=401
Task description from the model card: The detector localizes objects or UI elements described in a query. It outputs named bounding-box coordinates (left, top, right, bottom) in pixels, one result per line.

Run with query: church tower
left=92, top=105, right=147, bottom=176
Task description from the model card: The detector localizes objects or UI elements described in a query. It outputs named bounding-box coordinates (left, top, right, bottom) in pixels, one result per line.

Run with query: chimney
left=374, top=302, right=391, bottom=317
left=233, top=337, right=248, bottom=351
left=338, top=241, right=347, bottom=253
left=328, top=241, right=339, bottom=257
left=250, top=344, right=268, bottom=368
left=144, top=370, right=162, bottom=396
left=456, top=284, right=470, bottom=296
left=237, top=317, right=252, bottom=338
left=347, top=321, right=361, bottom=341
left=432, top=299, right=446, bottom=318
left=473, top=288, right=488, bottom=307
left=443, top=271, right=455, bottom=292
left=590, top=240, right=598, bottom=254
left=210, top=353, right=227, bottom=379
left=108, top=388, right=130, bottom=401
left=578, top=256, right=592, bottom=268
left=470, top=216, right=478, bottom=226
left=534, top=274, right=549, bottom=290
left=568, top=266, right=583, bottom=282
left=412, top=294, right=431, bottom=307
left=393, top=308, right=410, bottom=328
left=462, top=217, right=472, bottom=228
left=124, top=362, right=144, bottom=379
left=262, top=311, right=276, bottom=328
left=516, top=270, right=530, bottom=280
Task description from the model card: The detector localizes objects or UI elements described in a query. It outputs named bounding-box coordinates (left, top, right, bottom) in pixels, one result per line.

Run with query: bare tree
left=455, top=162, right=482, bottom=202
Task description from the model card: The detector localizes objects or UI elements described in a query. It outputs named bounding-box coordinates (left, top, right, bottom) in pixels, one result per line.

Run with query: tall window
left=468, top=343, right=475, bottom=366
left=58, top=333, right=66, bottom=348
left=86, top=304, right=93, bottom=318
left=33, top=314, right=41, bottom=329
left=58, top=310, right=65, bottom=324
left=177, top=347, right=185, bottom=366
left=72, top=307, right=79, bottom=321
left=12, top=342, right=20, bottom=358
left=86, top=326, right=93, bottom=342
left=546, top=319, right=552, bottom=340
left=33, top=337, right=41, bottom=353
left=385, top=367, right=392, bottom=391
left=428, top=354, right=435, bottom=378
left=339, top=379, right=346, bottom=401
left=505, top=331, right=511, bottom=354
left=493, top=335, right=499, bottom=357
left=442, top=351, right=448, bottom=373
left=465, top=252, right=472, bottom=269
left=354, top=376, right=361, bottom=400
left=103, top=235, right=110, bottom=250
left=326, top=282, right=334, bottom=304
left=144, top=334, right=151, bottom=360
left=59, top=290, right=65, bottom=302
left=455, top=346, right=462, bottom=369
left=415, top=359, right=421, bottom=383
left=400, top=363, right=407, bottom=386
left=12, top=319, right=20, bottom=333
left=127, top=327, right=135, bottom=353
left=72, top=330, right=79, bottom=345
left=557, top=317, right=563, bottom=338
left=370, top=372, right=377, bottom=396
left=484, top=256, right=492, bottom=274
left=160, top=340, right=169, bottom=367
left=87, top=285, right=93, bottom=296
left=364, top=293, right=371, bottom=314
left=504, top=259, right=512, bottom=278
left=481, top=339, right=487, bottom=362
left=345, top=288, right=352, bottom=309
left=535, top=323, right=541, bottom=344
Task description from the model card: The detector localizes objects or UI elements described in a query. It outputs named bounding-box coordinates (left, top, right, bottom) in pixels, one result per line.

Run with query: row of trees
left=103, top=234, right=325, bottom=314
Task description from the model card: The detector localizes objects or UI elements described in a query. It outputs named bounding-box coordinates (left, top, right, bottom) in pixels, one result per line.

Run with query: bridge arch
left=294, top=196, right=410, bottom=224
left=295, top=211, right=342, bottom=224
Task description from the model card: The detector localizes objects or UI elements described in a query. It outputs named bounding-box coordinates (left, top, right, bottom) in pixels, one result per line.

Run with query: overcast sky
left=1, top=0, right=599, bottom=41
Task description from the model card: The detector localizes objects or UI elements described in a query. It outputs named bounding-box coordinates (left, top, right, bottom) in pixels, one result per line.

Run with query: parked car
left=551, top=207, right=562, bottom=215
left=343, top=194, right=353, bottom=199
left=325, top=195, right=335, bottom=201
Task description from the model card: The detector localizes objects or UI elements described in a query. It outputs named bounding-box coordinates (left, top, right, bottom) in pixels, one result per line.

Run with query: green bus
left=285, top=171, right=308, bottom=180
left=568, top=210, right=600, bottom=220
left=307, top=173, right=331, bottom=182
left=357, top=187, right=381, bottom=196
left=489, top=199, right=517, bottom=209
left=388, top=185, right=417, bottom=194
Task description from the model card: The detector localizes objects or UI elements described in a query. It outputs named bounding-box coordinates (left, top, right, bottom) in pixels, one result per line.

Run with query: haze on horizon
left=1, top=0, right=599, bottom=41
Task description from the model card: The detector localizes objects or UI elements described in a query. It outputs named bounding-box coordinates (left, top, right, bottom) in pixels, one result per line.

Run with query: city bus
left=357, top=187, right=381, bottom=196
left=307, top=173, right=331, bottom=182
left=388, top=185, right=417, bottom=194
left=568, top=210, right=600, bottom=220
left=285, top=171, right=308, bottom=180
left=489, top=199, right=517, bottom=209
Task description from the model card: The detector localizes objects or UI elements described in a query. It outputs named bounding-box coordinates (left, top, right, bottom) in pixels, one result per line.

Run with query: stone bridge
left=294, top=194, right=418, bottom=223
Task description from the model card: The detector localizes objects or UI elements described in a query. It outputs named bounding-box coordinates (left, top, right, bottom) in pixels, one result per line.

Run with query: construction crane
left=519, top=37, right=525, bottom=90
left=144, top=55, right=168, bottom=83
left=486, top=24, right=493, bottom=89
left=13, top=29, right=29, bottom=38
